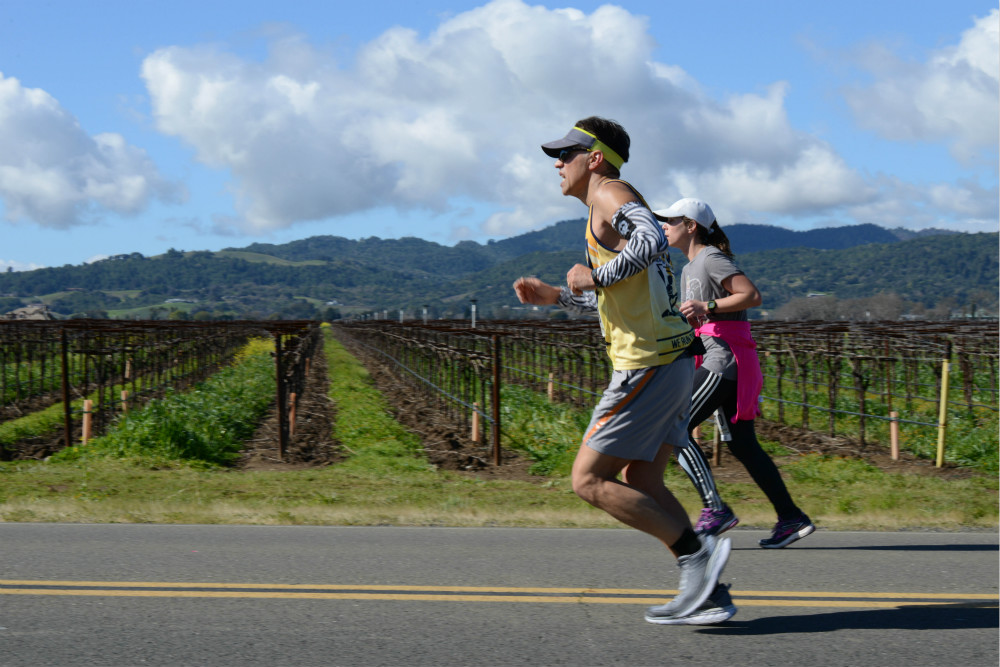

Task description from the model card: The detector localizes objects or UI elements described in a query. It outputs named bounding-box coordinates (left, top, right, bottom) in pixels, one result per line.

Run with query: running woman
left=514, top=118, right=732, bottom=625
left=655, top=198, right=815, bottom=549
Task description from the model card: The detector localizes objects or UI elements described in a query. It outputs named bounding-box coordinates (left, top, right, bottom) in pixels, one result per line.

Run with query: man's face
left=555, top=147, right=590, bottom=197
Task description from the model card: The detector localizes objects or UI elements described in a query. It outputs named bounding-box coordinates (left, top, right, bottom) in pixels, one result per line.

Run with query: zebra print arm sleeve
left=590, top=202, right=668, bottom=287
left=556, top=286, right=598, bottom=314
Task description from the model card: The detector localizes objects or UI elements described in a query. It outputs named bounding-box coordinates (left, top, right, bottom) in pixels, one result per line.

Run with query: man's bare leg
left=621, top=443, right=693, bottom=539
left=571, top=444, right=690, bottom=556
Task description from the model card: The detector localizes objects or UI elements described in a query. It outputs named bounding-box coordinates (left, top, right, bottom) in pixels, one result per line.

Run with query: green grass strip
left=1, top=376, right=158, bottom=450
left=50, top=339, right=275, bottom=468
left=325, top=334, right=440, bottom=475
left=0, top=400, right=75, bottom=449
left=498, top=384, right=589, bottom=476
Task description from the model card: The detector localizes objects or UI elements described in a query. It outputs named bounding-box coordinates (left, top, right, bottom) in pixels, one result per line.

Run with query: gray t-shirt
left=681, top=246, right=747, bottom=380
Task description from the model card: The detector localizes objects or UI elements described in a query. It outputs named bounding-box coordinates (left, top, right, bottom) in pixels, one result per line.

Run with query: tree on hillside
left=775, top=292, right=917, bottom=321
left=776, top=295, right=841, bottom=320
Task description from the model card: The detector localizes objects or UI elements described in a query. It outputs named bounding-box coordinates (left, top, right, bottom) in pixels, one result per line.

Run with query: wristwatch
left=707, top=300, right=717, bottom=312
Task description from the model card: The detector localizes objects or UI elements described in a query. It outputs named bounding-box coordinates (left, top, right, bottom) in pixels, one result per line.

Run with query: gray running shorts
left=582, top=358, right=694, bottom=462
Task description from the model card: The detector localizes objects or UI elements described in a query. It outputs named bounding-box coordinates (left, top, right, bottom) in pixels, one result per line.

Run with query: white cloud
left=839, top=175, right=999, bottom=231
left=0, top=72, right=183, bottom=228
left=843, top=9, right=999, bottom=164
left=671, top=146, right=875, bottom=218
left=138, top=0, right=862, bottom=238
left=136, top=0, right=996, bottom=239
left=0, top=258, right=45, bottom=272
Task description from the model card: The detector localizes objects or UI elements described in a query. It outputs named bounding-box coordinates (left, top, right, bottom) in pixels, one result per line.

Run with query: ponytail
left=695, top=219, right=734, bottom=258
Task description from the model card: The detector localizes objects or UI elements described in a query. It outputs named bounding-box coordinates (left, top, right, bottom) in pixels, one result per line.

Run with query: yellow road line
left=0, top=580, right=995, bottom=608
left=0, top=588, right=994, bottom=608
left=1, top=580, right=996, bottom=599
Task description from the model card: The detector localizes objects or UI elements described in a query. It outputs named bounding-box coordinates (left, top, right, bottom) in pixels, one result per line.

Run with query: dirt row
left=236, top=344, right=343, bottom=470
left=330, top=335, right=536, bottom=481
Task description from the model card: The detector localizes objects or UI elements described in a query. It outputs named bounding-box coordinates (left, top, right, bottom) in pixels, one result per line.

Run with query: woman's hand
left=680, top=299, right=709, bottom=322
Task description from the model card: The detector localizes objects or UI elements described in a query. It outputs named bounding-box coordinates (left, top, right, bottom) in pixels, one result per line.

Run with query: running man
left=513, top=117, right=733, bottom=625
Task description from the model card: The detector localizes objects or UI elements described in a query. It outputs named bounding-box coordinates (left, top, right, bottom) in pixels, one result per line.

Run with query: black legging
left=678, top=366, right=801, bottom=520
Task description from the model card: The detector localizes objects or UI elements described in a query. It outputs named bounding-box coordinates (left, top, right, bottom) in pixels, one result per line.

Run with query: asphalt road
left=1, top=524, right=996, bottom=667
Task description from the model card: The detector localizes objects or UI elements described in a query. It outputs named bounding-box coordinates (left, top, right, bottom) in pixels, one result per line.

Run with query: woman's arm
left=719, top=273, right=762, bottom=311
left=680, top=272, right=761, bottom=320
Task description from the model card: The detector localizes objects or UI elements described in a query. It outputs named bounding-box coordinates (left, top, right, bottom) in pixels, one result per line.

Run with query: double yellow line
left=1, top=580, right=995, bottom=609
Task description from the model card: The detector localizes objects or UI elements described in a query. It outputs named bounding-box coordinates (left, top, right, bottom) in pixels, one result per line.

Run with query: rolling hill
left=0, top=221, right=994, bottom=320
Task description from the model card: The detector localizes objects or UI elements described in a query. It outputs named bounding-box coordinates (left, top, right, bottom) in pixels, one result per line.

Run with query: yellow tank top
left=585, top=180, right=694, bottom=370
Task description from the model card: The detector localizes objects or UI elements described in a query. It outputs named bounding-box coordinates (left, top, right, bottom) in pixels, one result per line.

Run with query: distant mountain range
left=235, top=220, right=951, bottom=263
left=720, top=222, right=948, bottom=252
left=0, top=221, right=994, bottom=320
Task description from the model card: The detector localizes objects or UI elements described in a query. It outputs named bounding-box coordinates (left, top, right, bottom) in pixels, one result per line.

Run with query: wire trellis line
left=333, top=318, right=996, bottom=468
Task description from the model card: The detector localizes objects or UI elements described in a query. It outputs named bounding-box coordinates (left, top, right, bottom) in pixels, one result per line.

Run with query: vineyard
left=753, top=320, right=997, bottom=468
left=1, top=317, right=996, bottom=475
left=0, top=320, right=320, bottom=461
left=333, top=318, right=998, bottom=473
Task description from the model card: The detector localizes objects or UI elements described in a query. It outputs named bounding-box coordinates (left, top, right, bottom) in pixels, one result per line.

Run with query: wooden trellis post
left=936, top=360, right=950, bottom=467
left=274, top=332, right=287, bottom=461
left=61, top=328, right=73, bottom=448
left=491, top=335, right=502, bottom=466
left=81, top=399, right=93, bottom=445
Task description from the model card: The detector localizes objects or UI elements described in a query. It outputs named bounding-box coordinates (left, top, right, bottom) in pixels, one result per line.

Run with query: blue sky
left=1, top=0, right=997, bottom=271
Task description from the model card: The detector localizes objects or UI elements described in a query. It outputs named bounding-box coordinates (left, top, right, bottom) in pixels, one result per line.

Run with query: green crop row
left=51, top=339, right=275, bottom=468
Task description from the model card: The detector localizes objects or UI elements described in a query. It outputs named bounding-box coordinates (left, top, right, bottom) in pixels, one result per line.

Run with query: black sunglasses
left=557, top=147, right=589, bottom=162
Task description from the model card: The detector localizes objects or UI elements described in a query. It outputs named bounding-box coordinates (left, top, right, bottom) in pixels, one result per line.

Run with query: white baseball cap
left=653, top=198, right=716, bottom=228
